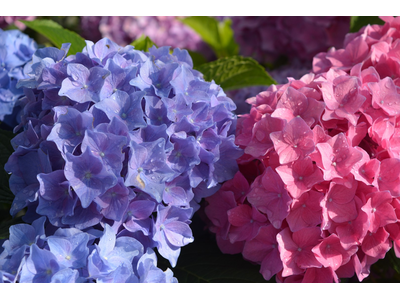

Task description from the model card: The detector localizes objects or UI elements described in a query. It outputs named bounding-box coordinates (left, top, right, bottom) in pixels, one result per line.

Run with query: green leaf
left=157, top=214, right=267, bottom=283
left=217, top=18, right=239, bottom=57
left=350, top=16, right=385, bottom=33
left=187, top=50, right=207, bottom=68
left=181, top=16, right=220, bottom=50
left=196, top=56, right=277, bottom=91
left=130, top=35, right=156, bottom=52
left=20, top=19, right=86, bottom=55
left=180, top=16, right=239, bottom=58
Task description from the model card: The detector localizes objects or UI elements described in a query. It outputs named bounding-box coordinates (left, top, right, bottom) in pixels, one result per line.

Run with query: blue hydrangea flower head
left=2, top=37, right=243, bottom=282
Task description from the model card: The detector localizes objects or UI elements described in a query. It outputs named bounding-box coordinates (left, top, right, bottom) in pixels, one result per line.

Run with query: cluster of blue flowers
left=0, top=217, right=175, bottom=282
left=0, top=36, right=242, bottom=282
left=0, top=29, right=37, bottom=128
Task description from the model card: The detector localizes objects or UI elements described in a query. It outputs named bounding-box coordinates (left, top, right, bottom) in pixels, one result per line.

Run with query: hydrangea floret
left=204, top=16, right=400, bottom=283
left=0, top=29, right=37, bottom=128
left=0, top=37, right=242, bottom=282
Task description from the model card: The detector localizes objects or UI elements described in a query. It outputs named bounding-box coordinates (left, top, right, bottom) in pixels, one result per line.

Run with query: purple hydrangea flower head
left=3, top=37, right=242, bottom=281
left=80, top=16, right=209, bottom=54
left=229, top=16, right=350, bottom=65
left=0, top=29, right=37, bottom=127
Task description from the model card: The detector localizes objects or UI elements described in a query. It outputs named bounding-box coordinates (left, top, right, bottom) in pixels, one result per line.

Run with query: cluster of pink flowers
left=204, top=16, right=400, bottom=283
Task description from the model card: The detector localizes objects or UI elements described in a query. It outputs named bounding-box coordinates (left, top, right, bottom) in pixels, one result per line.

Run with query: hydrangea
left=1, top=37, right=242, bottom=282
left=80, top=16, right=212, bottom=57
left=204, top=17, right=400, bottom=283
left=229, top=16, right=351, bottom=66
left=0, top=28, right=37, bottom=128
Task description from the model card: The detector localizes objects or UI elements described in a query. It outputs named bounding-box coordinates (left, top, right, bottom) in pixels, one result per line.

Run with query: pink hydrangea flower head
left=204, top=16, right=400, bottom=283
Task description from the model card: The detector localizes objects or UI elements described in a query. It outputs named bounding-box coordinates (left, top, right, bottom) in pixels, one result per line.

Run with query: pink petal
left=227, top=204, right=252, bottom=227
left=260, top=248, right=283, bottom=281
left=361, top=227, right=390, bottom=259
